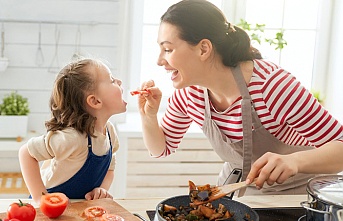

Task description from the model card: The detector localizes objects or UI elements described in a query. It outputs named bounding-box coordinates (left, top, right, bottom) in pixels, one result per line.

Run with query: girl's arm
left=18, top=143, right=47, bottom=204
left=100, top=170, right=114, bottom=190
left=85, top=170, right=114, bottom=200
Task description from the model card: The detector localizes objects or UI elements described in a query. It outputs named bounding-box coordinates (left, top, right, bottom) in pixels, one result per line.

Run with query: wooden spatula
left=191, top=180, right=255, bottom=206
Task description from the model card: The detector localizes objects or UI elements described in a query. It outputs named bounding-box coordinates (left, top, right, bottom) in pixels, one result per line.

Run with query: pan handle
left=337, top=209, right=343, bottom=221
left=133, top=213, right=150, bottom=221
left=223, top=168, right=242, bottom=199
left=300, top=201, right=331, bottom=215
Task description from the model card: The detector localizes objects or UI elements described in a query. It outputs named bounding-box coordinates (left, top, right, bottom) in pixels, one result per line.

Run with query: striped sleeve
left=160, top=88, right=193, bottom=156
left=261, top=68, right=343, bottom=147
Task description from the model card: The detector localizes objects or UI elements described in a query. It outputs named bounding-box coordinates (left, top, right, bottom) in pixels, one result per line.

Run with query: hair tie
left=225, top=22, right=236, bottom=35
left=62, top=74, right=69, bottom=80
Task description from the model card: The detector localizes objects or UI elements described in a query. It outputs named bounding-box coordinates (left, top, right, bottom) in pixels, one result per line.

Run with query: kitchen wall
left=0, top=0, right=127, bottom=134
left=1, top=0, right=343, bottom=134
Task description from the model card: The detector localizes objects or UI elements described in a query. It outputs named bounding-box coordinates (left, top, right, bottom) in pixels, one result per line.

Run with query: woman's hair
left=161, top=0, right=262, bottom=67
left=45, top=58, right=101, bottom=136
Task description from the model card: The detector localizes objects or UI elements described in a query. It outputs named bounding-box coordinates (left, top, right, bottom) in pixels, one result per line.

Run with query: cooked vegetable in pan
left=157, top=181, right=252, bottom=221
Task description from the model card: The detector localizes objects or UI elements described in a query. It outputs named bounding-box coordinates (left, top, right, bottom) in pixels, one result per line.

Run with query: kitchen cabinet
left=125, top=137, right=223, bottom=198
left=115, top=112, right=222, bottom=198
left=0, top=132, right=38, bottom=198
left=0, top=132, right=38, bottom=172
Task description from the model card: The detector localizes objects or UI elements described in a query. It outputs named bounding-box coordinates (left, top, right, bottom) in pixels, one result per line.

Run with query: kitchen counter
left=0, top=195, right=307, bottom=220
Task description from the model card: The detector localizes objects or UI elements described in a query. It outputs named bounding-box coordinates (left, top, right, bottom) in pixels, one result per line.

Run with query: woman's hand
left=246, top=152, right=298, bottom=189
left=138, top=80, right=162, bottom=117
left=85, top=187, right=113, bottom=200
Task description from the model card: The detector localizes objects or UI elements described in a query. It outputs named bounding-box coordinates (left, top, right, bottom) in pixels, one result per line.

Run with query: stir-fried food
left=157, top=181, right=252, bottom=221
left=158, top=202, right=235, bottom=221
left=189, top=181, right=213, bottom=206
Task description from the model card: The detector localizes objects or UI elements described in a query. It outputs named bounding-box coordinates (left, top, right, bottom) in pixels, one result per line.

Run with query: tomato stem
left=18, top=199, right=25, bottom=206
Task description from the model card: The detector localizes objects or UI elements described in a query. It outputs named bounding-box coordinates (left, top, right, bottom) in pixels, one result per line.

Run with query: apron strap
left=231, top=66, right=253, bottom=197
left=203, top=88, right=211, bottom=118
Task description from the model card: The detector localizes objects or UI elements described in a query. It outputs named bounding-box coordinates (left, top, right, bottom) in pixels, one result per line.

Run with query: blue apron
left=46, top=130, right=112, bottom=199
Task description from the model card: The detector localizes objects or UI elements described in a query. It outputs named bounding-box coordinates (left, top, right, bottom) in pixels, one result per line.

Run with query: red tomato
left=7, top=199, right=36, bottom=221
left=40, top=192, right=69, bottom=218
left=101, top=214, right=124, bottom=221
left=2, top=218, right=21, bottom=221
left=83, top=206, right=108, bottom=218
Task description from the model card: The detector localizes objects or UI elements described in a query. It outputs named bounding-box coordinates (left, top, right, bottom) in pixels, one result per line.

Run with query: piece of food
left=7, top=199, right=36, bottom=221
left=130, top=89, right=149, bottom=96
left=83, top=206, right=108, bottom=219
left=40, top=192, right=69, bottom=218
left=101, top=213, right=124, bottom=221
left=189, top=180, right=213, bottom=205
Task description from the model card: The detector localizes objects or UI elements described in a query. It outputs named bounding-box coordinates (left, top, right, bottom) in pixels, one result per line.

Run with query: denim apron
left=46, top=130, right=112, bottom=199
left=202, top=65, right=316, bottom=195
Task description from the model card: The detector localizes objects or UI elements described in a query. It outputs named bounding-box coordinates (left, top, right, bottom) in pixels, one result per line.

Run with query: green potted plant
left=0, top=91, right=30, bottom=139
left=237, top=18, right=287, bottom=50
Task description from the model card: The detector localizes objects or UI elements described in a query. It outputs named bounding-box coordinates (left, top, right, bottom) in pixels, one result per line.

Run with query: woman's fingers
left=246, top=152, right=297, bottom=188
left=141, top=79, right=155, bottom=89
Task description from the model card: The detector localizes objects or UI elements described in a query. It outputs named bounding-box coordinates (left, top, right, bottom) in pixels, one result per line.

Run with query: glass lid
left=307, top=175, right=343, bottom=207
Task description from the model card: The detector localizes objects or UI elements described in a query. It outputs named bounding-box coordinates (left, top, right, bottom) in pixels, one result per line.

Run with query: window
left=243, top=0, right=321, bottom=90
left=127, top=0, right=330, bottom=112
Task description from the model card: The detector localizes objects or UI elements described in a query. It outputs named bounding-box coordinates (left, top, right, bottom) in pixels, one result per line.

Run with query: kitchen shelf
left=0, top=19, right=99, bottom=25
left=0, top=172, right=29, bottom=195
left=0, top=132, right=39, bottom=152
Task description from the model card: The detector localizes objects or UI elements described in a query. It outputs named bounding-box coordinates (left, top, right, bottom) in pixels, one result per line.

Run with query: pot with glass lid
left=301, top=175, right=343, bottom=221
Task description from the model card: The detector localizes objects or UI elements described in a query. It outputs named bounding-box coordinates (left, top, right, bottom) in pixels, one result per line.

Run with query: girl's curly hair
left=45, top=58, right=102, bottom=136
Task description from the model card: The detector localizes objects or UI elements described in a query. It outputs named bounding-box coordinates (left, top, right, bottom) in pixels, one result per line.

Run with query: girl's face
left=157, top=22, right=204, bottom=89
left=94, top=63, right=127, bottom=115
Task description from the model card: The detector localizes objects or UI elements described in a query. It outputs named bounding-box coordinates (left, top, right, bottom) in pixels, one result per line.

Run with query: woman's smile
left=170, top=70, right=179, bottom=81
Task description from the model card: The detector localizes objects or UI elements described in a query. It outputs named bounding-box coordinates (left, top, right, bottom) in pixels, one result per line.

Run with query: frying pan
left=155, top=195, right=259, bottom=221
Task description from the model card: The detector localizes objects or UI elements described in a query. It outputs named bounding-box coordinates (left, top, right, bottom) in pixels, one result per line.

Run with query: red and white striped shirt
left=160, top=59, right=343, bottom=156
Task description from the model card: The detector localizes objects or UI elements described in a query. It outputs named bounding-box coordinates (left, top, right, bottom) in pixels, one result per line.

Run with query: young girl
left=19, top=58, right=127, bottom=203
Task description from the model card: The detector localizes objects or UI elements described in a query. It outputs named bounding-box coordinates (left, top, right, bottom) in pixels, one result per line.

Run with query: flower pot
left=0, top=115, right=28, bottom=138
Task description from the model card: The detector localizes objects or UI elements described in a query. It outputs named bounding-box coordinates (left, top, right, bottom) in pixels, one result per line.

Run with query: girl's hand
left=137, top=80, right=162, bottom=117
left=85, top=187, right=113, bottom=200
left=246, top=152, right=298, bottom=189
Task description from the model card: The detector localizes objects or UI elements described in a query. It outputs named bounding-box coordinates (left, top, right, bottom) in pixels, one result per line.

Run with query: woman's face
left=157, top=22, right=204, bottom=89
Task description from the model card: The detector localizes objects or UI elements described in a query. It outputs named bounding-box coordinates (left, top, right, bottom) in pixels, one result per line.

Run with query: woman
left=136, top=0, right=343, bottom=195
